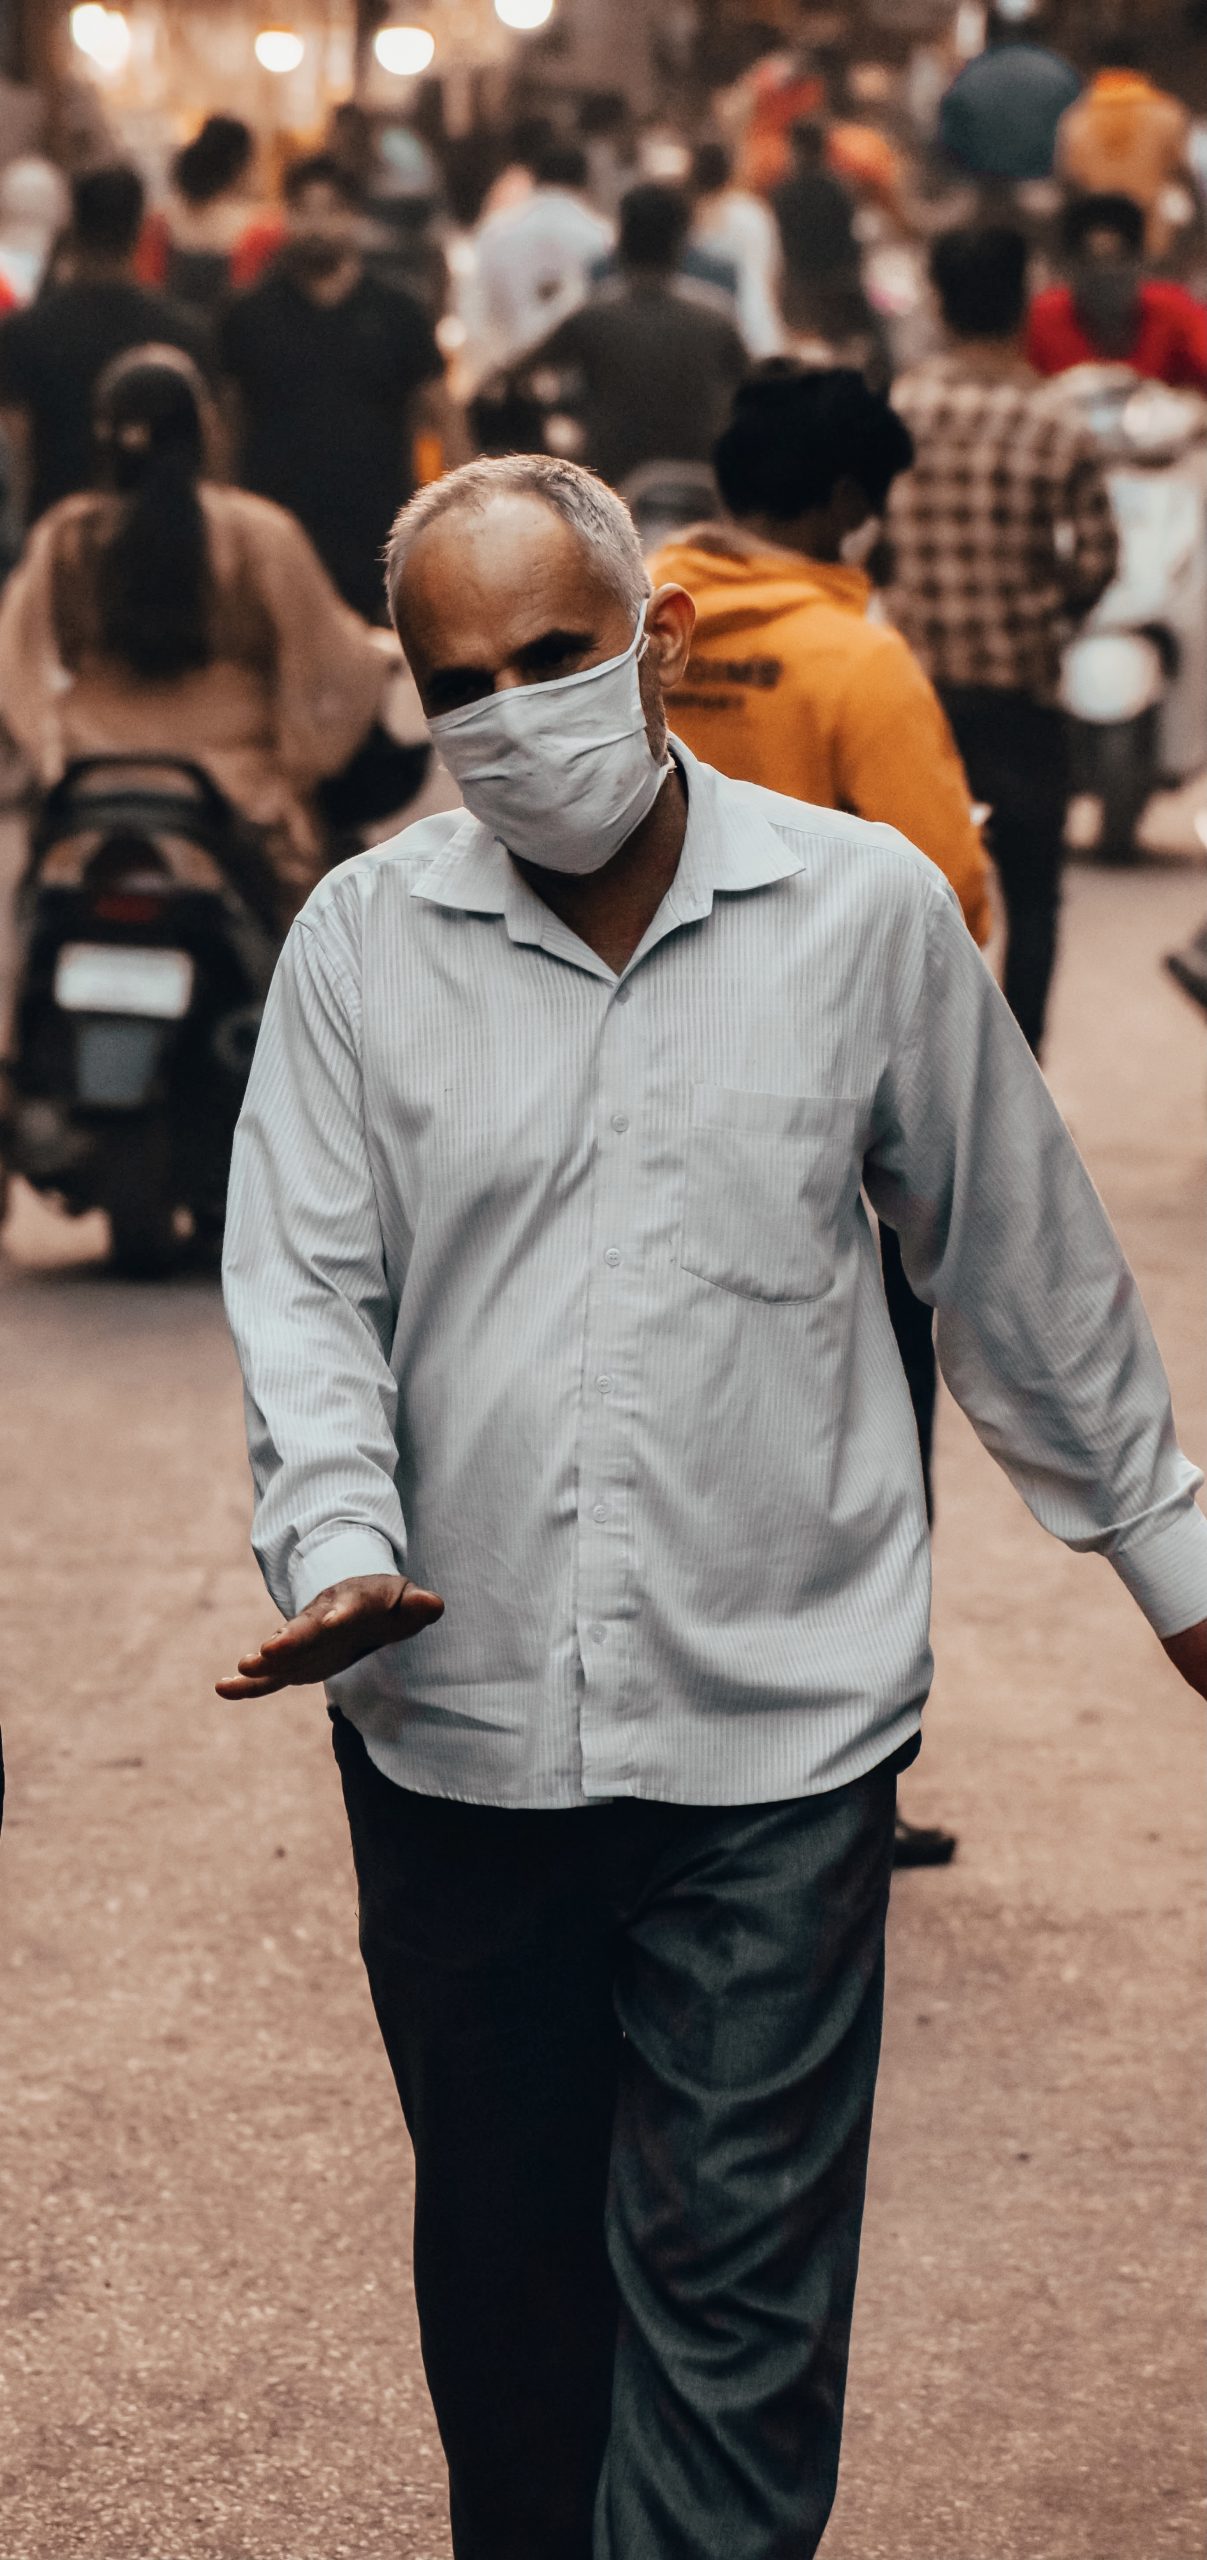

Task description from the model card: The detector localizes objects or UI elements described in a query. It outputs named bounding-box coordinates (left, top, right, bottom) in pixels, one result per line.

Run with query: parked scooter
left=0, top=756, right=282, bottom=1274
left=1055, top=365, right=1207, bottom=863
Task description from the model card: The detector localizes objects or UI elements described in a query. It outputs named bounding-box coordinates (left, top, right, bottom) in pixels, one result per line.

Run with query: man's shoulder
left=296, top=811, right=471, bottom=945
left=769, top=589, right=917, bottom=688
left=896, top=358, right=1084, bottom=444
left=1028, top=281, right=1071, bottom=319
left=139, top=283, right=208, bottom=356
left=711, top=765, right=954, bottom=916
left=219, top=267, right=284, bottom=339
left=0, top=282, right=62, bottom=348
left=358, top=270, right=430, bottom=325
left=1144, top=277, right=1206, bottom=321
left=665, top=275, right=744, bottom=339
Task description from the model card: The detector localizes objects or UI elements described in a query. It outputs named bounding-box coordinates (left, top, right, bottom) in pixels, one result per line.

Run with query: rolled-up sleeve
left=222, top=913, right=408, bottom=1618
left=864, top=870, right=1207, bottom=1638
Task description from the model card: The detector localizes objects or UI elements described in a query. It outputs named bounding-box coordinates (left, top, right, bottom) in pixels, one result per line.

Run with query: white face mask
left=427, top=602, right=671, bottom=875
left=838, top=513, right=883, bottom=569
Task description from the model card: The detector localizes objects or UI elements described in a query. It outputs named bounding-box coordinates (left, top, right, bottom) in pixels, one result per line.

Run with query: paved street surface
left=1, top=854, right=1204, bottom=2560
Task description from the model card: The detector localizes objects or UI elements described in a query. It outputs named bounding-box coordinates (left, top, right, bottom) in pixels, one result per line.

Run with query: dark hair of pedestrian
left=929, top=223, right=1029, bottom=340
left=173, top=115, right=254, bottom=207
left=283, top=151, right=361, bottom=209
left=1061, top=190, right=1146, bottom=258
left=535, top=143, right=590, bottom=192
left=789, top=119, right=828, bottom=164
left=577, top=91, right=628, bottom=139
left=508, top=116, right=556, bottom=174
left=1093, top=35, right=1146, bottom=72
left=692, top=141, right=732, bottom=196
left=714, top=362, right=914, bottom=521
left=71, top=163, right=145, bottom=260
left=91, top=347, right=212, bottom=683
left=618, top=182, right=690, bottom=271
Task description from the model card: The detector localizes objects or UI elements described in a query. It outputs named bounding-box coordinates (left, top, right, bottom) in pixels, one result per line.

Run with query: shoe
left=893, top=1810, right=957, bottom=1868
left=1164, top=939, right=1207, bottom=1018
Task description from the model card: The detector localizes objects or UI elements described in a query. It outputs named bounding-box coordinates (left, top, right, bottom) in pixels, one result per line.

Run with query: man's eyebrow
left=513, top=625, right=595, bottom=664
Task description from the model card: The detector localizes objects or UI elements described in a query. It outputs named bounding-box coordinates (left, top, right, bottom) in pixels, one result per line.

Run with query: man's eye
left=521, top=646, right=581, bottom=679
left=430, top=681, right=490, bottom=713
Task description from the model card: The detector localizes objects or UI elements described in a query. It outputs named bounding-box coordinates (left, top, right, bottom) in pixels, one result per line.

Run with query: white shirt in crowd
left=470, top=184, right=613, bottom=370
left=223, top=743, right=1207, bottom=1810
left=691, top=185, right=785, bottom=357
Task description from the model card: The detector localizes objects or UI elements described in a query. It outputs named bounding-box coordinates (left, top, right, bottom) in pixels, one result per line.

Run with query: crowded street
left=2, top=0, right=1207, bottom=2553
left=3, top=846, right=1203, bottom=2560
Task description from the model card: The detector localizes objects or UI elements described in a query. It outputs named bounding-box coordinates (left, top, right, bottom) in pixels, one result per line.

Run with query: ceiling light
left=254, top=27, right=306, bottom=72
left=374, top=23, right=435, bottom=74
left=70, top=5, right=131, bottom=73
left=494, top=0, right=554, bottom=28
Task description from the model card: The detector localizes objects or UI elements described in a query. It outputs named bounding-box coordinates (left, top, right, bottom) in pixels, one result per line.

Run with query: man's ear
left=646, top=584, right=695, bottom=690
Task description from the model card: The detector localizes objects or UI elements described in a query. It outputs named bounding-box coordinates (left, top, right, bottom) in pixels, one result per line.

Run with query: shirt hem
left=338, top=1699, right=926, bottom=1809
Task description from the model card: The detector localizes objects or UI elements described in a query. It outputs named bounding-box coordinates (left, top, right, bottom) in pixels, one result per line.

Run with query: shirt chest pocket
left=679, top=1086, right=861, bottom=1305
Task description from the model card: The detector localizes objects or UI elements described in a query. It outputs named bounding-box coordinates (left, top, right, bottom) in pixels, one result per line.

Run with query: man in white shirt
left=220, top=454, right=1207, bottom=2560
left=469, top=141, right=612, bottom=373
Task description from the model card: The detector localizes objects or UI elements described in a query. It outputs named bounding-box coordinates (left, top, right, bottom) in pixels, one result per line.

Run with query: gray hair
left=386, top=453, right=650, bottom=629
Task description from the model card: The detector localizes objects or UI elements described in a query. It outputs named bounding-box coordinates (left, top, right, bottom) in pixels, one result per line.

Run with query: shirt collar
left=407, top=736, right=807, bottom=949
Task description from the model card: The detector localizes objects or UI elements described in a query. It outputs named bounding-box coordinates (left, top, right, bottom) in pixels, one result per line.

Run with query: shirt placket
left=574, top=971, right=645, bottom=1797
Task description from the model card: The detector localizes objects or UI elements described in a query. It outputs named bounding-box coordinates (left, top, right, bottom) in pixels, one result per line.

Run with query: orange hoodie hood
left=649, top=523, right=993, bottom=946
left=653, top=524, right=875, bottom=645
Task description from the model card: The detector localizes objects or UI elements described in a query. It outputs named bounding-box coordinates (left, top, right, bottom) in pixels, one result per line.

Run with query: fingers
left=394, top=1581, right=445, bottom=1626
left=258, top=1599, right=337, bottom=1656
left=214, top=1578, right=445, bottom=1701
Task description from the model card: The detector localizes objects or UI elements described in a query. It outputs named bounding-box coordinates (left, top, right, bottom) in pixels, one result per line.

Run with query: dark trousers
left=938, top=684, right=1070, bottom=1058
left=879, top=1220, right=936, bottom=1524
left=331, top=1709, right=899, bottom=2560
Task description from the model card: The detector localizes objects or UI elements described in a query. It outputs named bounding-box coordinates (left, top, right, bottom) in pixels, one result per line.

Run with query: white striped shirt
left=223, top=741, right=1207, bottom=1807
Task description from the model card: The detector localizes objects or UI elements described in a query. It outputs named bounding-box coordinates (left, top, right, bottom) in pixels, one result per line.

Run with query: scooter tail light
left=84, top=832, right=173, bottom=926
left=90, top=888, right=167, bottom=925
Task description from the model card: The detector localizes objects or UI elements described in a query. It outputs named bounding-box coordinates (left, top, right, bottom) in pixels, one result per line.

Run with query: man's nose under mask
left=427, top=602, right=671, bottom=875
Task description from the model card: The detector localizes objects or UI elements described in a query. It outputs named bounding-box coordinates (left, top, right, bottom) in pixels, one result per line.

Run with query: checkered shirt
left=886, top=356, right=1118, bottom=699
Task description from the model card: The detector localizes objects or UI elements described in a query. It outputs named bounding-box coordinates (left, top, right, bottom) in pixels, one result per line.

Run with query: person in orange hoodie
left=650, top=362, right=992, bottom=1867
left=1056, top=44, right=1190, bottom=263
left=650, top=366, right=991, bottom=943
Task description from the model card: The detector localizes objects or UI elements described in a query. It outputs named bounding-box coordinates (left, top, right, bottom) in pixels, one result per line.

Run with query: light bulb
left=70, top=5, right=131, bottom=73
left=494, top=0, right=554, bottom=27
left=254, top=27, right=306, bottom=72
left=374, top=24, right=435, bottom=75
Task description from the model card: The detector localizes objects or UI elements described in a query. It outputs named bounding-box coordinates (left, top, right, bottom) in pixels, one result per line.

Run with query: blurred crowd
left=0, top=5, right=1204, bottom=931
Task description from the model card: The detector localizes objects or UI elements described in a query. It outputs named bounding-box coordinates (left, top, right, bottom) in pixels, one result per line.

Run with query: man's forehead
left=402, top=494, right=614, bottom=615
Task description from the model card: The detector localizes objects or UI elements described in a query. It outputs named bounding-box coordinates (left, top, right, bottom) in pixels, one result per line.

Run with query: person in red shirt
left=1028, top=190, right=1207, bottom=387
left=136, top=116, right=286, bottom=311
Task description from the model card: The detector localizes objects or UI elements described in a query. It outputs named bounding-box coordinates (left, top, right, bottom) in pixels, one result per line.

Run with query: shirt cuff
left=1107, top=1500, right=1207, bottom=1639
left=291, top=1527, right=403, bottom=1614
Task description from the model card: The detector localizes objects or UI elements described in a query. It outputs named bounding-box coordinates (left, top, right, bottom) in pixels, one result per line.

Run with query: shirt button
left=615, top=984, right=631, bottom=1005
left=595, top=1373, right=613, bottom=1395
left=592, top=1501, right=610, bottom=1523
left=590, top=1624, right=607, bottom=1644
left=604, top=1246, right=621, bottom=1267
left=611, top=1113, right=629, bottom=1134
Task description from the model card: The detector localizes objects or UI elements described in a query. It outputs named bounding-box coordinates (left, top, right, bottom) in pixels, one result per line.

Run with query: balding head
left=387, top=454, right=649, bottom=639
left=388, top=457, right=694, bottom=758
